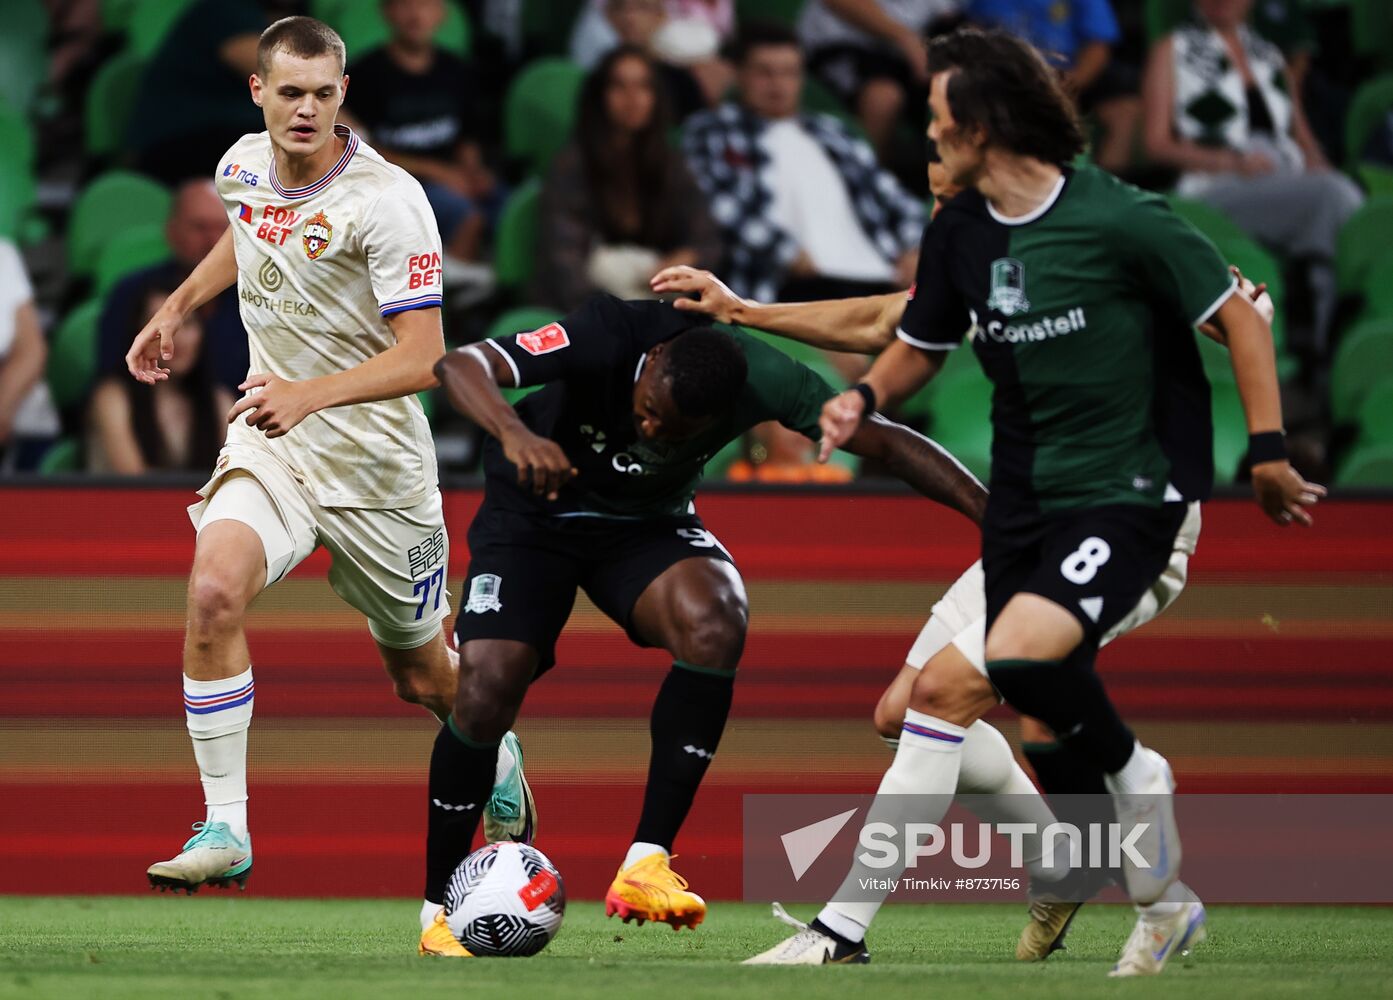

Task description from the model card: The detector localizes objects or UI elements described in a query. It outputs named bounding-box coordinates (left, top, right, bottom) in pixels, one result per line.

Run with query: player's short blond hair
left=257, top=16, right=346, bottom=80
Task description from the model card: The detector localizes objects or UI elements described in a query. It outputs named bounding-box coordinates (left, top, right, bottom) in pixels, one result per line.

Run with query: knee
left=186, top=571, right=250, bottom=640
left=673, top=590, right=747, bottom=671
left=390, top=667, right=447, bottom=712
left=909, top=659, right=994, bottom=727
left=872, top=694, right=902, bottom=740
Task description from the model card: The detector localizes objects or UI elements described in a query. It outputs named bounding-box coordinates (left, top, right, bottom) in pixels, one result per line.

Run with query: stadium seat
left=102, top=0, right=139, bottom=32
left=1350, top=0, right=1393, bottom=71
left=0, top=32, right=47, bottom=117
left=494, top=177, right=541, bottom=293
left=37, top=436, right=81, bottom=474
left=1335, top=197, right=1393, bottom=295
left=503, top=59, right=585, bottom=174
left=0, top=104, right=35, bottom=171
left=1358, top=163, right=1393, bottom=197
left=1209, top=381, right=1248, bottom=483
left=0, top=157, right=37, bottom=242
left=0, top=0, right=47, bottom=46
left=520, top=0, right=588, bottom=57
left=1355, top=381, right=1393, bottom=446
left=1344, top=74, right=1393, bottom=171
left=127, top=0, right=198, bottom=60
left=1359, top=254, right=1393, bottom=321
left=1195, top=329, right=1236, bottom=384
left=1166, top=196, right=1249, bottom=247
left=316, top=0, right=471, bottom=57
left=1210, top=235, right=1297, bottom=378
left=47, top=300, right=102, bottom=411
left=85, top=52, right=145, bottom=158
left=67, top=172, right=172, bottom=278
left=1330, top=317, right=1393, bottom=426
left=900, top=348, right=989, bottom=427
left=94, top=224, right=171, bottom=297
left=924, top=374, right=993, bottom=482
left=1336, top=442, right=1393, bottom=487
left=1145, top=0, right=1193, bottom=40
left=736, top=0, right=806, bottom=26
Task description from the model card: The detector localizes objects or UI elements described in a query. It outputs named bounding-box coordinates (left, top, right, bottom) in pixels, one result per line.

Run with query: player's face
left=927, top=70, right=983, bottom=189
left=385, top=0, right=445, bottom=47
left=738, top=45, right=802, bottom=120
left=633, top=350, right=712, bottom=444
left=252, top=51, right=348, bottom=159
left=606, top=54, right=656, bottom=133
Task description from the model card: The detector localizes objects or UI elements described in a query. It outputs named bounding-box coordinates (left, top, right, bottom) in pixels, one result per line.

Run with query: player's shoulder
left=345, top=132, right=429, bottom=202
left=214, top=133, right=271, bottom=195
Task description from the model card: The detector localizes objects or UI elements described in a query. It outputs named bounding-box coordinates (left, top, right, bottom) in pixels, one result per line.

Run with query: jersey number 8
left=1060, top=537, right=1111, bottom=585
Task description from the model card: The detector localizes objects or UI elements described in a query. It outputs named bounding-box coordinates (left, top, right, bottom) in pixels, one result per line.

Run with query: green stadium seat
left=900, top=347, right=988, bottom=426
left=494, top=177, right=541, bottom=293
left=85, top=51, right=145, bottom=158
left=503, top=59, right=585, bottom=174
left=1208, top=235, right=1297, bottom=378
left=68, top=171, right=172, bottom=278
left=0, top=155, right=37, bottom=242
left=1336, top=442, right=1393, bottom=487
left=1344, top=74, right=1393, bottom=171
left=94, top=224, right=171, bottom=298
left=0, top=0, right=47, bottom=45
left=1351, top=0, right=1393, bottom=71
left=1359, top=254, right=1393, bottom=321
left=1336, top=197, right=1393, bottom=295
left=1196, top=329, right=1237, bottom=384
left=1145, top=0, right=1193, bottom=41
left=1358, top=163, right=1393, bottom=197
left=0, top=33, right=47, bottom=117
left=1209, top=381, right=1248, bottom=483
left=37, top=436, right=81, bottom=474
left=924, top=374, right=993, bottom=483
left=1330, top=317, right=1393, bottom=426
left=317, top=0, right=471, bottom=57
left=736, top=0, right=806, bottom=26
left=1355, top=381, right=1393, bottom=446
left=102, top=0, right=139, bottom=32
left=0, top=104, right=36, bottom=171
left=1166, top=196, right=1249, bottom=247
left=127, top=0, right=198, bottom=60
left=47, top=300, right=102, bottom=411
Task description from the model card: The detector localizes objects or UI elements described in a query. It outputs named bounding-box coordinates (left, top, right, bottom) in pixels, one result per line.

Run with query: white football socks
left=1106, top=741, right=1160, bottom=794
left=622, top=842, right=668, bottom=869
left=819, top=710, right=967, bottom=942
left=420, top=899, right=444, bottom=930
left=183, top=667, right=254, bottom=841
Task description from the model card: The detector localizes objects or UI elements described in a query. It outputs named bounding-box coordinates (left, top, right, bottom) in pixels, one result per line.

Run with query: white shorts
left=188, top=445, right=450, bottom=650
left=905, top=501, right=1202, bottom=676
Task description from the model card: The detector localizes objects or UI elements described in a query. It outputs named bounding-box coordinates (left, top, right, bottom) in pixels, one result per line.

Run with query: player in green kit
left=753, top=27, right=1324, bottom=977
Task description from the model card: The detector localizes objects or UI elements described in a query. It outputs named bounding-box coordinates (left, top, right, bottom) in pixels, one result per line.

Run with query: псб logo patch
left=302, top=211, right=333, bottom=260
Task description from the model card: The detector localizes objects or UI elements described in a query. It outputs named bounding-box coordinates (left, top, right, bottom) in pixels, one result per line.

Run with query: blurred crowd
left=2, top=0, right=1392, bottom=486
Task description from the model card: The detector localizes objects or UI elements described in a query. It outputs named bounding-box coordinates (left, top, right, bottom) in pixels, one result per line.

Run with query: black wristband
left=852, top=382, right=877, bottom=418
left=1248, top=430, right=1288, bottom=465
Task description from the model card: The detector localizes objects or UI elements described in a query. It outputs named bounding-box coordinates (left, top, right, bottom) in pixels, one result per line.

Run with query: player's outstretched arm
left=434, top=346, right=577, bottom=500
left=126, top=228, right=238, bottom=384
left=227, top=306, right=445, bottom=439
left=1210, top=292, right=1326, bottom=526
left=650, top=265, right=905, bottom=354
left=840, top=414, right=987, bottom=523
left=818, top=338, right=945, bottom=460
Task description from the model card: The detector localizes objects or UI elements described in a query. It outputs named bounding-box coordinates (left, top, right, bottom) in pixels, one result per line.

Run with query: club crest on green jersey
left=987, top=257, right=1030, bottom=317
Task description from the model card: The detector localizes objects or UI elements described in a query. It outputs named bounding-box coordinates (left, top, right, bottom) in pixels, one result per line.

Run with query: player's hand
left=817, top=389, right=866, bottom=463
left=501, top=428, right=577, bottom=501
left=649, top=265, right=747, bottom=323
left=126, top=300, right=186, bottom=384
left=1252, top=460, right=1326, bottom=527
left=227, top=373, right=321, bottom=439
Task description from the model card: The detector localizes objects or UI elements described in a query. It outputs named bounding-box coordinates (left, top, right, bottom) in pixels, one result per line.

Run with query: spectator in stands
left=87, top=287, right=232, bottom=475
left=0, top=240, right=59, bottom=472
left=345, top=0, right=501, bottom=263
left=682, top=22, right=924, bottom=305
left=533, top=45, right=720, bottom=311
left=569, top=0, right=712, bottom=118
left=967, top=0, right=1139, bottom=172
left=97, top=180, right=247, bottom=395
left=1142, top=0, right=1364, bottom=357
left=797, top=1, right=962, bottom=165
left=129, top=0, right=269, bottom=185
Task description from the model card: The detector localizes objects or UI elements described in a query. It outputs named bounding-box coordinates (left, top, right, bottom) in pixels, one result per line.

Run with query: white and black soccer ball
left=443, top=842, right=565, bottom=956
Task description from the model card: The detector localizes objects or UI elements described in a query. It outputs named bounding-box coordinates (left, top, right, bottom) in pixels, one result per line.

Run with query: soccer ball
left=443, top=842, right=566, bottom=956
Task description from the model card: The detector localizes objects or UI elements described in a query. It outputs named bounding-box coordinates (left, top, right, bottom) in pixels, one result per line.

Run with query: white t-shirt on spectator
left=0, top=240, right=59, bottom=438
left=761, top=119, right=895, bottom=283
left=799, top=0, right=959, bottom=51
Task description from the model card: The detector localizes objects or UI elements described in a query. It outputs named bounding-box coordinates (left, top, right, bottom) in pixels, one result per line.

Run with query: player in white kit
left=127, top=17, right=533, bottom=899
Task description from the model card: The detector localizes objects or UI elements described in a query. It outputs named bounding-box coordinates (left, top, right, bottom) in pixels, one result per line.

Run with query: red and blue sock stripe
left=902, top=720, right=964, bottom=744
left=184, top=679, right=255, bottom=715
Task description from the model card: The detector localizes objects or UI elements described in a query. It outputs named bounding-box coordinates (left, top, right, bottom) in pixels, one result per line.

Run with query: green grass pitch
left=1, top=898, right=1390, bottom=999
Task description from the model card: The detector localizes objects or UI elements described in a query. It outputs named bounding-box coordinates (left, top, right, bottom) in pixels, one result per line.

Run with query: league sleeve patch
left=516, top=323, right=570, bottom=356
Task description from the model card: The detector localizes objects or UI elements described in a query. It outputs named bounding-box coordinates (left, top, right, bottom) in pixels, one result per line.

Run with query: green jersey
left=898, top=165, right=1235, bottom=522
left=481, top=295, right=835, bottom=518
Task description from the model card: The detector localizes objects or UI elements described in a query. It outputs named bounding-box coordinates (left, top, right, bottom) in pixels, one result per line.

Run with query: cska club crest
left=302, top=211, right=333, bottom=260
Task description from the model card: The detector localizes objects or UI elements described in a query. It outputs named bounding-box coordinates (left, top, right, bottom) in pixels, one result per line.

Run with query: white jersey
left=216, top=125, right=443, bottom=509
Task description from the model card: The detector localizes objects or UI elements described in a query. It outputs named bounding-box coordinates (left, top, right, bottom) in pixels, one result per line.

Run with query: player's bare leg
left=985, top=595, right=1182, bottom=907
left=148, top=518, right=266, bottom=894
left=604, top=557, right=748, bottom=931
